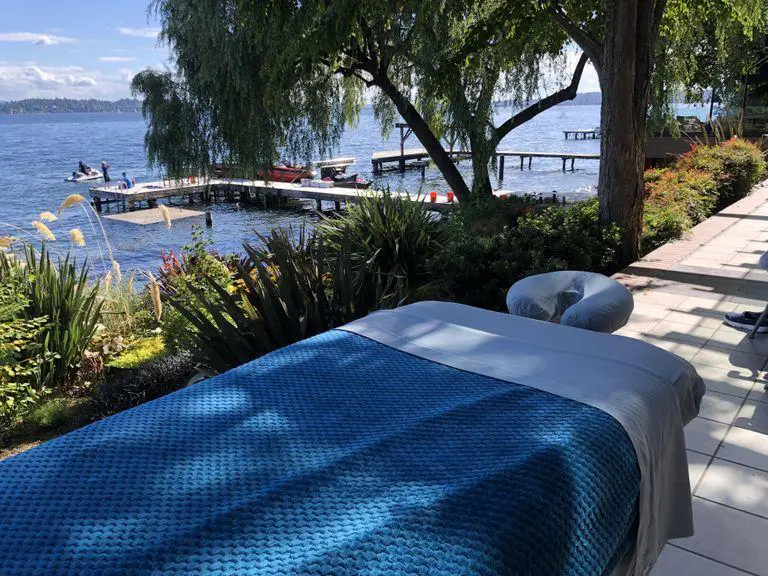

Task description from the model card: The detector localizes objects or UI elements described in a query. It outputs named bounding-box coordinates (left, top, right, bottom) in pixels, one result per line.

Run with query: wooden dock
left=495, top=150, right=600, bottom=178
left=89, top=178, right=458, bottom=214
left=371, top=148, right=467, bottom=173
left=371, top=147, right=600, bottom=178
left=563, top=128, right=600, bottom=140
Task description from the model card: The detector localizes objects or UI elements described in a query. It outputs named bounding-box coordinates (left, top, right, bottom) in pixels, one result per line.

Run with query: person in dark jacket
left=101, top=160, right=110, bottom=183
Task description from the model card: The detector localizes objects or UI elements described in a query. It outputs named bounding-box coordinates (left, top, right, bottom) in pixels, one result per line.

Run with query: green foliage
left=642, top=198, right=693, bottom=253
left=93, top=352, right=196, bottom=417
left=27, top=398, right=74, bottom=431
left=681, top=138, right=767, bottom=207
left=0, top=245, right=101, bottom=391
left=319, top=191, right=448, bottom=293
left=660, top=0, right=768, bottom=112
left=98, top=272, right=154, bottom=342
left=429, top=198, right=622, bottom=310
left=134, top=0, right=580, bottom=201
left=0, top=273, right=52, bottom=435
left=511, top=198, right=622, bottom=273
left=642, top=138, right=767, bottom=252
left=158, top=227, right=233, bottom=352
left=107, top=336, right=166, bottom=370
left=167, top=225, right=403, bottom=372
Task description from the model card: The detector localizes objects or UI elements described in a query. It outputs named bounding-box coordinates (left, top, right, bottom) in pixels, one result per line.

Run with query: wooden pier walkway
left=495, top=150, right=600, bottom=178
left=89, top=178, right=458, bottom=216
left=371, top=147, right=600, bottom=176
left=372, top=120, right=600, bottom=174
left=563, top=128, right=600, bottom=140
left=371, top=148, right=467, bottom=173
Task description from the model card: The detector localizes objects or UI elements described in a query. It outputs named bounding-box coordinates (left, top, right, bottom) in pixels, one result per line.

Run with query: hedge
left=642, top=138, right=766, bottom=253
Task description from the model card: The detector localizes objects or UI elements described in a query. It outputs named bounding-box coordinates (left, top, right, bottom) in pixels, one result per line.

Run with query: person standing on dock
left=101, top=160, right=110, bottom=184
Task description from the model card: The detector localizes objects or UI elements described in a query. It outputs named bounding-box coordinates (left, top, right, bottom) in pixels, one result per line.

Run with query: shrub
left=510, top=197, right=622, bottom=275
left=641, top=167, right=718, bottom=251
left=168, top=225, right=404, bottom=372
left=0, top=245, right=101, bottom=392
left=157, top=228, right=234, bottom=352
left=0, top=277, right=53, bottom=435
left=679, top=138, right=766, bottom=209
left=429, top=198, right=622, bottom=311
left=319, top=191, right=448, bottom=293
left=642, top=138, right=766, bottom=253
left=642, top=201, right=691, bottom=253
left=93, top=352, right=196, bottom=417
left=107, top=336, right=165, bottom=369
left=98, top=272, right=155, bottom=342
left=26, top=398, right=74, bottom=430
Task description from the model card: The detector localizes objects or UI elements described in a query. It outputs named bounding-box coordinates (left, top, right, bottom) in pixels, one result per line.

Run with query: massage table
left=0, top=302, right=704, bottom=575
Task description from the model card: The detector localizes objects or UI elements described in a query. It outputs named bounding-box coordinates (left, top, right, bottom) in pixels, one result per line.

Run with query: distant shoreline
left=0, top=98, right=141, bottom=115
left=0, top=110, right=142, bottom=116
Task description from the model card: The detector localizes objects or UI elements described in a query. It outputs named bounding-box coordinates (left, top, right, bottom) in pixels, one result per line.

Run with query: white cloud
left=0, top=64, right=102, bottom=99
left=0, top=32, right=76, bottom=45
left=117, top=27, right=161, bottom=39
left=100, top=56, right=137, bottom=63
left=22, top=66, right=96, bottom=88
left=0, top=61, right=150, bottom=100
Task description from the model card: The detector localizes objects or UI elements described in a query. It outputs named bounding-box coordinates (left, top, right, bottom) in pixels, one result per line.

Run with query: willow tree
left=132, top=0, right=590, bottom=204
left=542, top=1, right=668, bottom=264
left=658, top=0, right=768, bottom=127
left=544, top=0, right=768, bottom=263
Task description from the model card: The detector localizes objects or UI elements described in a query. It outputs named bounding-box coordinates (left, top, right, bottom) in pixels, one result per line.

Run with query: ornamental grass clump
left=166, top=225, right=404, bottom=372
left=319, top=190, right=447, bottom=294
left=0, top=245, right=102, bottom=392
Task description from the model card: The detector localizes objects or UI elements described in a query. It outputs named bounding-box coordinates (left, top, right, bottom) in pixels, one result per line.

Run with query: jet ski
left=66, top=169, right=102, bottom=183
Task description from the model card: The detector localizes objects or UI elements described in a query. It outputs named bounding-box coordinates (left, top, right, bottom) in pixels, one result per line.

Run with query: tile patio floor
left=612, top=181, right=768, bottom=576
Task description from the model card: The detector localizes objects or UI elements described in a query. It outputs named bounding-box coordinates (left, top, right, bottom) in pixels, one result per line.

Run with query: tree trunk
left=598, top=86, right=647, bottom=265
left=597, top=0, right=660, bottom=265
left=469, top=130, right=494, bottom=198
left=375, top=75, right=472, bottom=203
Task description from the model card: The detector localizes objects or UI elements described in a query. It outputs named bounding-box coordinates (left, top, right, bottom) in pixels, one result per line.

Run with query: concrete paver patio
left=613, top=180, right=768, bottom=576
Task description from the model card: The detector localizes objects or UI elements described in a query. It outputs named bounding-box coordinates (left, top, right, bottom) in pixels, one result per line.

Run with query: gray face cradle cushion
left=506, top=271, right=634, bottom=333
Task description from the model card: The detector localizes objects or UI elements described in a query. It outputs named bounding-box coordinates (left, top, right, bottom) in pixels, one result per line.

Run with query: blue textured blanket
left=0, top=330, right=640, bottom=576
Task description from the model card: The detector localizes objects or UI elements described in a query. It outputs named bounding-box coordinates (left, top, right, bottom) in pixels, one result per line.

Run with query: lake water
left=0, top=103, right=692, bottom=277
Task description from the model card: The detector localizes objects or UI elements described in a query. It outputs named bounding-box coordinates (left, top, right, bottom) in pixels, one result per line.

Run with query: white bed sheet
left=339, top=301, right=705, bottom=576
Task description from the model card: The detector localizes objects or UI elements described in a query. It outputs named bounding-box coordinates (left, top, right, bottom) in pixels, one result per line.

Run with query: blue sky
left=0, top=0, right=168, bottom=100
left=0, top=2, right=600, bottom=101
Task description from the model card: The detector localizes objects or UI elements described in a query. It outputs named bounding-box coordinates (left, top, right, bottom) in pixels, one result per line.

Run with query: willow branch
left=493, top=52, right=589, bottom=144
left=652, top=0, right=668, bottom=37
left=548, top=7, right=603, bottom=74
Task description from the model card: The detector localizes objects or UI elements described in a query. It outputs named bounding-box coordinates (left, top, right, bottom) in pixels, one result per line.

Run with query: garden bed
left=2, top=138, right=765, bottom=458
